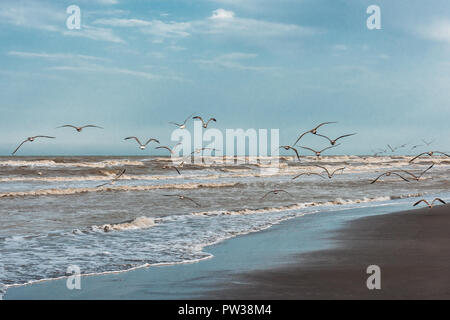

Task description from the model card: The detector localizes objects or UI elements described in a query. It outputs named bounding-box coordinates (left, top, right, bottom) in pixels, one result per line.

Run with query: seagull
left=300, top=144, right=340, bottom=157
left=387, top=143, right=408, bottom=152
left=292, top=172, right=325, bottom=180
left=293, top=122, right=337, bottom=146
left=12, top=136, right=56, bottom=155
left=96, top=169, right=126, bottom=188
left=279, top=146, right=301, bottom=161
left=57, top=124, right=103, bottom=132
left=422, top=139, right=435, bottom=146
left=193, top=116, right=217, bottom=128
left=394, top=164, right=434, bottom=181
left=413, top=198, right=446, bottom=208
left=155, top=143, right=182, bottom=155
left=370, top=171, right=410, bottom=184
left=124, top=137, right=160, bottom=150
left=409, top=151, right=450, bottom=163
left=261, top=189, right=293, bottom=199
left=169, top=113, right=194, bottom=129
left=313, top=165, right=345, bottom=178
left=190, top=148, right=220, bottom=155
left=163, top=194, right=201, bottom=206
left=411, top=144, right=424, bottom=150
left=316, top=133, right=356, bottom=146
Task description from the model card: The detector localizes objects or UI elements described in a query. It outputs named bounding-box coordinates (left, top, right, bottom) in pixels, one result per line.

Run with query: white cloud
left=8, top=51, right=109, bottom=62
left=195, top=52, right=275, bottom=72
left=63, top=25, right=124, bottom=43
left=419, top=19, right=450, bottom=43
left=210, top=8, right=235, bottom=19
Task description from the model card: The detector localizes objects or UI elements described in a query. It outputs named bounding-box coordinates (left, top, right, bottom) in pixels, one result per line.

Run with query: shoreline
left=208, top=204, right=450, bottom=299
left=3, top=200, right=415, bottom=300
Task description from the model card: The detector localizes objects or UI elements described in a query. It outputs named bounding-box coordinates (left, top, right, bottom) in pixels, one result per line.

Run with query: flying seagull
left=192, top=116, right=217, bottom=128
left=261, top=189, right=293, bottom=199
left=422, top=139, right=435, bottom=146
left=124, top=137, right=160, bottom=150
left=409, top=151, right=450, bottom=163
left=190, top=148, right=220, bottom=155
left=293, top=122, right=337, bottom=146
left=413, top=198, right=446, bottom=208
left=57, top=124, right=103, bottom=132
left=12, top=136, right=56, bottom=155
left=313, top=165, right=345, bottom=178
left=300, top=144, right=340, bottom=157
left=292, top=172, right=325, bottom=180
left=370, top=171, right=410, bottom=184
left=155, top=143, right=182, bottom=155
left=163, top=194, right=201, bottom=206
left=316, top=133, right=356, bottom=146
left=96, top=169, right=126, bottom=188
left=279, top=146, right=301, bottom=161
left=169, top=113, right=194, bottom=129
left=394, top=164, right=434, bottom=181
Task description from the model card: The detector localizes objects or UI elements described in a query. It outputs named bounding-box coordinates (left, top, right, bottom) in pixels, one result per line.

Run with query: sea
left=1, top=155, right=449, bottom=298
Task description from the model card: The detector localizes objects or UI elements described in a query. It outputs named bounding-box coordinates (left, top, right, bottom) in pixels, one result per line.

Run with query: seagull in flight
left=12, top=136, right=55, bottom=155
left=313, top=165, right=345, bottom=178
left=261, top=189, right=293, bottom=199
left=413, top=198, right=446, bottom=208
left=96, top=169, right=126, bottom=188
left=316, top=133, right=356, bottom=146
left=409, top=151, right=450, bottom=163
left=370, top=171, right=410, bottom=184
left=279, top=146, right=301, bottom=161
left=57, top=124, right=103, bottom=132
left=300, top=144, right=340, bottom=157
left=124, top=137, right=160, bottom=150
left=292, top=172, right=325, bottom=180
left=163, top=161, right=185, bottom=175
left=169, top=113, right=194, bottom=129
left=163, top=194, right=201, bottom=206
left=293, top=122, right=337, bottom=146
left=422, top=139, right=435, bottom=146
left=394, top=164, right=434, bottom=181
left=155, top=143, right=182, bottom=155
left=193, top=116, right=217, bottom=128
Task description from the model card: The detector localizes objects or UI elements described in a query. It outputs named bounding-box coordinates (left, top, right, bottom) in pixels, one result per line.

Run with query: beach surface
left=210, top=204, right=450, bottom=299
left=5, top=202, right=450, bottom=299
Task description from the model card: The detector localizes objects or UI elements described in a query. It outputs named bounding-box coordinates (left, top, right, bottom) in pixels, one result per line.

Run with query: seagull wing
left=206, top=118, right=217, bottom=126
left=331, top=167, right=345, bottom=176
left=125, top=136, right=142, bottom=145
left=409, top=152, right=428, bottom=163
left=11, top=140, right=28, bottom=155
left=183, top=113, right=195, bottom=125
left=435, top=151, right=450, bottom=157
left=413, top=199, right=428, bottom=207
left=370, top=173, right=387, bottom=184
left=315, top=133, right=332, bottom=144
left=334, top=133, right=357, bottom=142
left=155, top=146, right=173, bottom=153
left=391, top=173, right=410, bottom=182
left=57, top=125, right=78, bottom=130
left=293, top=131, right=310, bottom=146
left=314, top=122, right=337, bottom=130
left=320, top=144, right=340, bottom=153
left=433, top=198, right=446, bottom=205
left=144, top=138, right=160, bottom=146
left=300, top=146, right=317, bottom=154
left=184, top=196, right=201, bottom=207
left=192, top=116, right=205, bottom=126
left=418, top=164, right=434, bottom=178
left=81, top=125, right=103, bottom=129
left=313, top=165, right=329, bottom=176
left=33, top=136, right=56, bottom=139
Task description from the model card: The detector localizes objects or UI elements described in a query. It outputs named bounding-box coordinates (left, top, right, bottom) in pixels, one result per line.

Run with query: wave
left=91, top=216, right=157, bottom=232
left=0, top=182, right=240, bottom=198
left=192, top=193, right=423, bottom=216
left=0, top=159, right=145, bottom=168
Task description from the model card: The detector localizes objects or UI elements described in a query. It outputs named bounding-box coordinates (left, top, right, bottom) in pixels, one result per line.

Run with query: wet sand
left=210, top=204, right=450, bottom=299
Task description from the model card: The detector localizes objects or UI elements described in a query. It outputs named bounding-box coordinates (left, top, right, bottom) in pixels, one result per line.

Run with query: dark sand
left=210, top=204, right=450, bottom=299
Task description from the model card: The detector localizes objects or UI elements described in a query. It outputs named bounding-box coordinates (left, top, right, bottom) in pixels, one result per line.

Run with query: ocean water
left=0, top=155, right=449, bottom=298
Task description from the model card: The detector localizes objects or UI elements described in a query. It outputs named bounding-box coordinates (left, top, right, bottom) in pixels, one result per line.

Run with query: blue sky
left=0, top=0, right=449, bottom=155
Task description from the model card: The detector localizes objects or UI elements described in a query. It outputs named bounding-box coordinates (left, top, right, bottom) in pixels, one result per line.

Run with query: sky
left=0, top=0, right=450, bottom=156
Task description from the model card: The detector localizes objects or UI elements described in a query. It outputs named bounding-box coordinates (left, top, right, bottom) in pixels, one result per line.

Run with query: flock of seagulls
left=9, top=118, right=449, bottom=211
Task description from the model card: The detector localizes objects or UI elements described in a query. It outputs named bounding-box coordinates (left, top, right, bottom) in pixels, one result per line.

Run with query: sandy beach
left=210, top=204, right=450, bottom=299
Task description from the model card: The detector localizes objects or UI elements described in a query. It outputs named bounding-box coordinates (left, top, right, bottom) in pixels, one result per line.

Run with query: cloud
left=94, top=18, right=191, bottom=38
left=63, top=25, right=124, bottom=43
left=194, top=52, right=276, bottom=72
left=210, top=8, right=235, bottom=19
left=8, top=51, right=110, bottom=62
left=419, top=19, right=450, bottom=43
